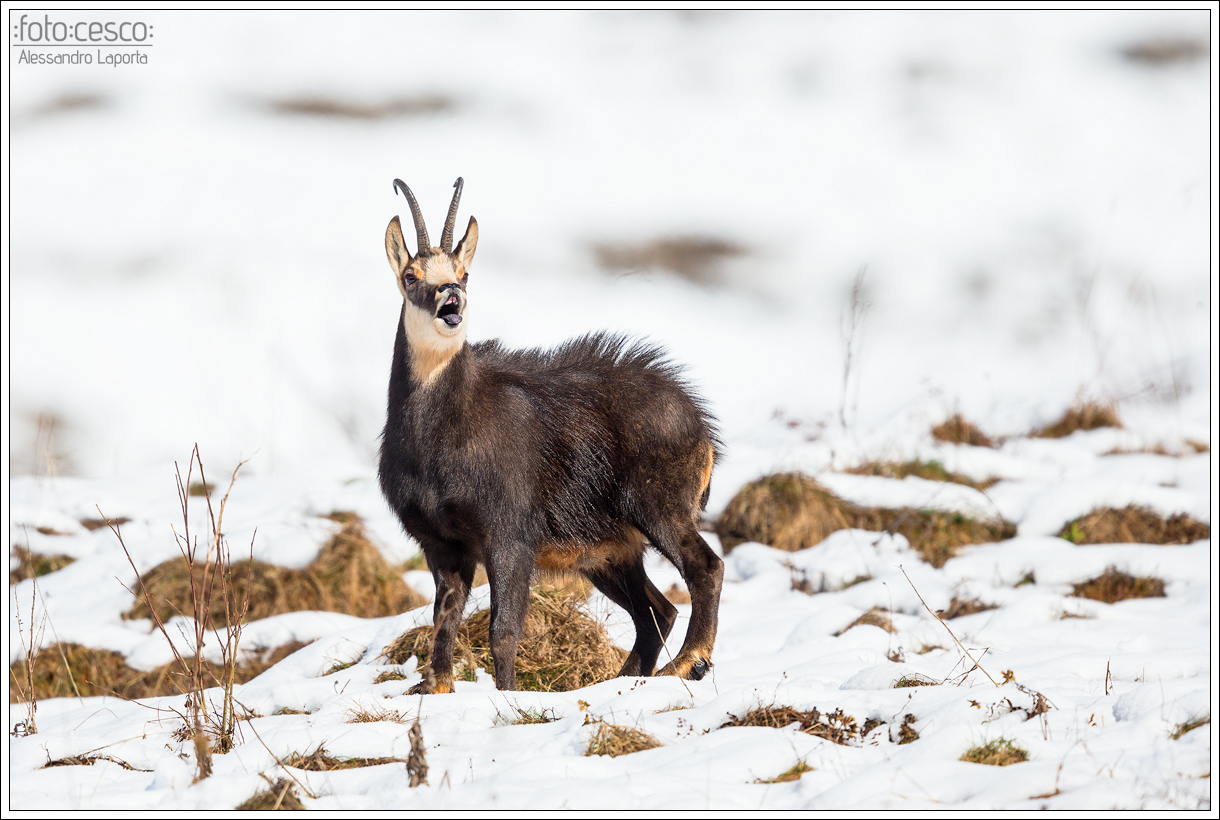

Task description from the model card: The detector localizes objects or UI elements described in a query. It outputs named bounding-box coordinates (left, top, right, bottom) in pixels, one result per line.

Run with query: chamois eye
left=404, top=270, right=417, bottom=285
left=461, top=272, right=469, bottom=285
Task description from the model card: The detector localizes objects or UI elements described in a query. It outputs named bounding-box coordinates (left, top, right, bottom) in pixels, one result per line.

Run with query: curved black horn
left=440, top=177, right=464, bottom=253
left=393, top=179, right=430, bottom=254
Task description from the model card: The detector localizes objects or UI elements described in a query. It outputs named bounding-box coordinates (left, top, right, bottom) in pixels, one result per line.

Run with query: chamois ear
left=385, top=216, right=411, bottom=275
left=453, top=216, right=478, bottom=272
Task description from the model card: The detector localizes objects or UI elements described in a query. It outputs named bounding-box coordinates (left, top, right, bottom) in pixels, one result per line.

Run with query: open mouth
left=437, top=293, right=463, bottom=327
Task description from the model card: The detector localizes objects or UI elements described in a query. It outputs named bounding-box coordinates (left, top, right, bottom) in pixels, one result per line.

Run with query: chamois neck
left=388, top=306, right=470, bottom=407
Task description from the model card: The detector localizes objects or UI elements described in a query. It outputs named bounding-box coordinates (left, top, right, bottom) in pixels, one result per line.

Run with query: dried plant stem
left=899, top=565, right=999, bottom=688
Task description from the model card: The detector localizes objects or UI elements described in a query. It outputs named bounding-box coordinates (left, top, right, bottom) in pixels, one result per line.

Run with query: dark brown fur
left=379, top=185, right=723, bottom=692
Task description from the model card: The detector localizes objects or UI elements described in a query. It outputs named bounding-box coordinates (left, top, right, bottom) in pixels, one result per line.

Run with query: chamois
left=378, top=178, right=723, bottom=693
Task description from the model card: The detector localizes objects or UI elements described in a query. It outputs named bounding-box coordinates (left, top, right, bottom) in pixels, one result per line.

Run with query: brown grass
left=593, top=236, right=745, bottom=286
left=941, top=596, right=997, bottom=619
left=284, top=747, right=405, bottom=771
left=836, top=609, right=895, bottom=634
left=1071, top=567, right=1166, bottom=604
left=381, top=587, right=626, bottom=692
left=345, top=704, right=408, bottom=724
left=723, top=706, right=872, bottom=746
left=126, top=519, right=427, bottom=628
left=236, top=778, right=306, bottom=810
left=1058, top=505, right=1209, bottom=545
left=931, top=415, right=994, bottom=448
left=893, top=675, right=937, bottom=688
left=585, top=723, right=661, bottom=757
left=960, top=738, right=1028, bottom=766
left=1170, top=715, right=1210, bottom=740
left=9, top=547, right=76, bottom=584
left=80, top=516, right=130, bottom=531
left=847, top=459, right=997, bottom=491
left=43, top=754, right=147, bottom=771
left=9, top=641, right=307, bottom=703
left=715, top=473, right=1014, bottom=567
left=664, top=584, right=691, bottom=605
left=1035, top=402, right=1121, bottom=438
left=270, top=94, right=453, bottom=120
left=1121, top=37, right=1208, bottom=65
left=756, top=761, right=813, bottom=783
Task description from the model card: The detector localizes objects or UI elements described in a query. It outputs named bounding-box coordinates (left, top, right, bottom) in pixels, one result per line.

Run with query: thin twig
left=898, top=565, right=999, bottom=688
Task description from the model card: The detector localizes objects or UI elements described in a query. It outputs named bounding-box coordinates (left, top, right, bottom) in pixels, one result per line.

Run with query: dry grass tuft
left=43, top=754, right=146, bottom=771
left=723, top=705, right=872, bottom=746
left=269, top=94, right=452, bottom=120
left=1058, top=505, right=1209, bottom=545
left=960, top=738, right=1028, bottom=766
left=1072, top=567, right=1166, bottom=604
left=941, top=596, right=997, bottom=620
left=1170, top=715, right=1210, bottom=740
left=847, top=459, right=997, bottom=491
left=345, top=704, right=409, bottom=724
left=893, top=675, right=937, bottom=688
left=9, top=547, right=76, bottom=584
left=715, top=472, right=1014, bottom=567
left=381, top=587, right=625, bottom=692
left=664, top=584, right=691, bottom=605
left=80, top=516, right=130, bottom=531
left=9, top=640, right=307, bottom=703
left=373, top=670, right=406, bottom=684
left=126, top=519, right=427, bottom=628
left=284, top=747, right=405, bottom=771
left=593, top=236, right=745, bottom=286
left=585, top=722, right=661, bottom=757
left=756, top=761, right=813, bottom=783
left=837, top=609, right=895, bottom=634
left=237, top=777, right=306, bottom=810
left=1035, top=402, right=1121, bottom=438
left=931, top=415, right=994, bottom=448
left=508, top=706, right=560, bottom=725
left=897, top=713, right=920, bottom=744
left=1121, top=37, right=1208, bottom=65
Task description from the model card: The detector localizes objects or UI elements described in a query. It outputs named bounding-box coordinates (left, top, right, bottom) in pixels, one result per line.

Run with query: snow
left=5, top=9, right=1214, bottom=812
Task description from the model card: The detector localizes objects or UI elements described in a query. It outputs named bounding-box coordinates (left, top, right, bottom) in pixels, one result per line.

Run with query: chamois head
left=386, top=178, right=479, bottom=383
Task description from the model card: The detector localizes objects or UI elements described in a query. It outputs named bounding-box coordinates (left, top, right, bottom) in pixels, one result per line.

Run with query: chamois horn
left=393, top=178, right=430, bottom=255
left=440, top=177, right=464, bottom=253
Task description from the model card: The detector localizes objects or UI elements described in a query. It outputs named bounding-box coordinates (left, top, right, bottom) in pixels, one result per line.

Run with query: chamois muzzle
left=436, top=287, right=465, bottom=327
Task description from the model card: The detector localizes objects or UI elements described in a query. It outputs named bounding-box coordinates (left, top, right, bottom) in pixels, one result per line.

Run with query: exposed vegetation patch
left=9, top=641, right=307, bottom=703
left=1035, top=402, right=1121, bottom=438
left=931, top=414, right=994, bottom=448
left=236, top=778, right=305, bottom=810
left=9, top=547, right=76, bottom=584
left=1120, top=37, right=1208, bottom=66
left=382, top=588, right=625, bottom=692
left=960, top=738, right=1028, bottom=766
left=894, top=675, right=937, bottom=688
left=373, top=670, right=406, bottom=684
left=585, top=723, right=661, bottom=757
left=1058, top=505, right=1209, bottom=546
left=836, top=608, right=895, bottom=635
left=756, top=761, right=813, bottom=783
left=269, top=94, right=453, bottom=120
left=722, top=705, right=877, bottom=746
left=1072, top=567, right=1166, bottom=604
left=126, top=519, right=427, bottom=627
left=715, top=473, right=1014, bottom=567
left=847, top=459, right=997, bottom=491
left=43, top=754, right=147, bottom=771
left=593, top=236, right=745, bottom=286
left=1171, top=715, right=1210, bottom=740
left=511, top=706, right=560, bottom=725
left=941, top=596, right=997, bottom=620
left=897, top=713, right=920, bottom=744
left=284, top=747, right=405, bottom=771
left=345, top=704, right=408, bottom=724
left=664, top=583, right=691, bottom=604
left=81, top=516, right=130, bottom=531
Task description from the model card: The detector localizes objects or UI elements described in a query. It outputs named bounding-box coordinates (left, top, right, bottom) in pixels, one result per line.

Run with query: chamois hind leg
left=409, top=546, right=475, bottom=695
left=643, top=522, right=723, bottom=681
left=485, top=547, right=533, bottom=691
left=583, top=556, right=677, bottom=677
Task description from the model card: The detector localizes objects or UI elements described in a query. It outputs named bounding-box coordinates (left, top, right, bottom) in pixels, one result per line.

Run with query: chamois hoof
left=659, top=656, right=712, bottom=681
left=407, top=677, right=453, bottom=695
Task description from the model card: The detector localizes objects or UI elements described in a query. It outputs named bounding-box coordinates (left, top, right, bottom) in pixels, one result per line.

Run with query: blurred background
left=7, top=10, right=1212, bottom=500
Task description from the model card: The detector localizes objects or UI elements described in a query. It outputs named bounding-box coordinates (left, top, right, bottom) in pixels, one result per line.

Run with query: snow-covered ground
left=5, top=9, right=1215, bottom=811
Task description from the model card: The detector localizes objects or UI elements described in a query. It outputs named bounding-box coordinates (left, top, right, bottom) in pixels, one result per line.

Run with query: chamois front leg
left=485, top=547, right=533, bottom=691
left=654, top=525, right=723, bottom=681
left=410, top=551, right=474, bottom=695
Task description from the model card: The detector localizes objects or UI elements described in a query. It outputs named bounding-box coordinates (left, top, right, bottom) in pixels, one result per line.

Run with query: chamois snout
left=436, top=285, right=465, bottom=327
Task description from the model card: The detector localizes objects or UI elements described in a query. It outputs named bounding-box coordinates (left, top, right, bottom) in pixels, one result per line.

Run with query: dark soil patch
left=1121, top=37, right=1207, bottom=65
left=1072, top=567, right=1166, bottom=604
left=593, top=236, right=745, bottom=286
left=382, top=587, right=625, bottom=692
left=1058, top=505, right=1209, bottom=545
left=269, top=94, right=452, bottom=120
